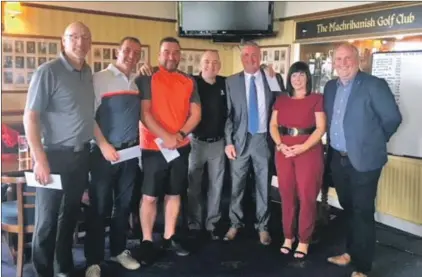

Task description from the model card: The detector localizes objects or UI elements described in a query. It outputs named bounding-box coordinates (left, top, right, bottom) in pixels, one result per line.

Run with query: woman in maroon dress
left=269, top=61, right=326, bottom=259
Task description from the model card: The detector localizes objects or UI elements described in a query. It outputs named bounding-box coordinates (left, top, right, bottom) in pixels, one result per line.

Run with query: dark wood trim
left=2, top=35, right=152, bottom=49
left=277, top=1, right=413, bottom=22
left=21, top=2, right=177, bottom=23
left=2, top=33, right=61, bottom=40
left=181, top=48, right=212, bottom=52
left=259, top=44, right=290, bottom=49
left=92, top=42, right=119, bottom=46
left=1, top=90, right=27, bottom=94
left=2, top=110, right=24, bottom=116
left=92, top=42, right=150, bottom=49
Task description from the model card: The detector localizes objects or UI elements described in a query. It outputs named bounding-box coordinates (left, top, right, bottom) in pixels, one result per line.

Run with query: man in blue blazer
left=323, top=43, right=402, bottom=277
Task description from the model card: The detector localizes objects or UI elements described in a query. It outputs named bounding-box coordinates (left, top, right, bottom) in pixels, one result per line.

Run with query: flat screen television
left=177, top=1, right=275, bottom=40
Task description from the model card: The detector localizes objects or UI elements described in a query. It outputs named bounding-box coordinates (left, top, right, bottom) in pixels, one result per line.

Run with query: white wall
left=31, top=1, right=177, bottom=20
left=274, top=1, right=375, bottom=18
left=31, top=1, right=374, bottom=20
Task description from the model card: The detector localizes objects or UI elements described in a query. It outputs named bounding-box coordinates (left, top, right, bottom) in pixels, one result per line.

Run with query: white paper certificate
left=25, top=172, right=63, bottom=190
left=264, top=69, right=282, bottom=92
left=111, top=146, right=142, bottom=164
left=154, top=138, right=180, bottom=163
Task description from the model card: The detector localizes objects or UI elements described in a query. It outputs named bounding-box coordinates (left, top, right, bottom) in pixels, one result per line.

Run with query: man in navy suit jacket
left=323, top=44, right=402, bottom=277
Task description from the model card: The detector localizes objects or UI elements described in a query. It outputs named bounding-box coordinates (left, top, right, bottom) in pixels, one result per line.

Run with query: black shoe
left=209, top=230, right=221, bottom=241
left=139, top=240, right=156, bottom=265
left=188, top=229, right=202, bottom=240
left=162, top=236, right=190, bottom=256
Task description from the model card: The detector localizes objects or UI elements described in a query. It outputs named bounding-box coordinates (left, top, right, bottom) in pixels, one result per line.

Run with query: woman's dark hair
left=285, top=61, right=312, bottom=97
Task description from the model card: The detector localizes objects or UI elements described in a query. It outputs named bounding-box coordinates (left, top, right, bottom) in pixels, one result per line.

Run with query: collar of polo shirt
left=59, top=52, right=89, bottom=72
left=107, top=63, right=137, bottom=80
left=107, top=63, right=124, bottom=76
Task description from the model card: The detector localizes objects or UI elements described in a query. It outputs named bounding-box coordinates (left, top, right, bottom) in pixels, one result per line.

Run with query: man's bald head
left=62, top=21, right=92, bottom=62
left=63, top=21, right=91, bottom=37
left=201, top=50, right=220, bottom=62
left=200, top=50, right=221, bottom=80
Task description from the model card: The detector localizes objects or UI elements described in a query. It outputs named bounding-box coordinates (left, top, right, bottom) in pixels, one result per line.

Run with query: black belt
left=193, top=135, right=223, bottom=143
left=44, top=142, right=91, bottom=152
left=113, top=139, right=139, bottom=150
left=278, top=126, right=316, bottom=137
left=334, top=149, right=348, bottom=157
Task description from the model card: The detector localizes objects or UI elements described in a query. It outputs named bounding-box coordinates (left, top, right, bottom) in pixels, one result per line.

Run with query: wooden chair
left=1, top=172, right=35, bottom=277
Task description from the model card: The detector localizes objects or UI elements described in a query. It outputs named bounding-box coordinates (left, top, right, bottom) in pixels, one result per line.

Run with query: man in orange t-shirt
left=135, top=37, right=201, bottom=260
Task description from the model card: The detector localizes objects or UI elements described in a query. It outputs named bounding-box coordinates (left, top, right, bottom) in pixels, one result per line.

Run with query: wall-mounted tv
left=178, top=1, right=275, bottom=41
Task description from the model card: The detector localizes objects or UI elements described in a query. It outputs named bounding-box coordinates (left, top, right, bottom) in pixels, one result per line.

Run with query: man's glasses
left=65, top=34, right=91, bottom=41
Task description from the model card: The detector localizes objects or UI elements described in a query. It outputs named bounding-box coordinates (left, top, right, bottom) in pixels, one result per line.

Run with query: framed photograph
left=89, top=43, right=150, bottom=74
left=136, top=45, right=150, bottom=73
left=88, top=44, right=116, bottom=73
left=260, top=45, right=290, bottom=84
left=1, top=35, right=61, bottom=91
left=179, top=49, right=207, bottom=75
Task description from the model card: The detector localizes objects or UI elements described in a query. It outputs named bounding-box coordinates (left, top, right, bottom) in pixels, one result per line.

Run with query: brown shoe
left=259, top=231, right=271, bottom=245
left=327, top=253, right=351, bottom=266
left=223, top=227, right=238, bottom=241
left=351, top=272, right=368, bottom=277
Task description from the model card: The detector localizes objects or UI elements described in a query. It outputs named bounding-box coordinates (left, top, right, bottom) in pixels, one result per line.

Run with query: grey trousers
left=229, top=133, right=270, bottom=231
left=187, top=138, right=226, bottom=231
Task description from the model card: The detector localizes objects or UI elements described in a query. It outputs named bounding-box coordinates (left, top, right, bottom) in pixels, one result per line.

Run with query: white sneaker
left=85, top=264, right=101, bottom=277
left=110, top=250, right=141, bottom=270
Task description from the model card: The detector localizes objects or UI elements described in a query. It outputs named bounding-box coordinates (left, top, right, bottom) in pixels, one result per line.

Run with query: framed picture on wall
left=136, top=45, right=150, bottom=73
left=89, top=43, right=150, bottom=74
left=179, top=49, right=206, bottom=75
left=1, top=35, right=61, bottom=91
left=259, top=45, right=290, bottom=84
left=89, top=44, right=117, bottom=73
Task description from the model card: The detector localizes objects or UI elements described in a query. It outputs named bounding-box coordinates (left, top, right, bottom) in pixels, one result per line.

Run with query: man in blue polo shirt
left=84, top=37, right=142, bottom=277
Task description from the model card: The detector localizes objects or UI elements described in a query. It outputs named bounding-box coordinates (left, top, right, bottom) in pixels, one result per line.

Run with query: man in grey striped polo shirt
left=23, top=21, right=94, bottom=277
left=84, top=37, right=142, bottom=277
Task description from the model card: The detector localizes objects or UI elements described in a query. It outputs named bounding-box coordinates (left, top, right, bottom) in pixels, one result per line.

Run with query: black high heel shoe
left=293, top=250, right=308, bottom=260
left=280, top=238, right=295, bottom=255
left=293, top=243, right=309, bottom=260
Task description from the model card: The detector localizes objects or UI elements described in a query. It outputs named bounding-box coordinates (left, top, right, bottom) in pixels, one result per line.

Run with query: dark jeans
left=84, top=146, right=138, bottom=265
left=330, top=149, right=382, bottom=274
left=32, top=146, right=90, bottom=277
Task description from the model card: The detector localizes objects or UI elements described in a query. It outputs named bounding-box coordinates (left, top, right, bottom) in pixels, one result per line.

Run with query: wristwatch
left=179, top=131, right=187, bottom=138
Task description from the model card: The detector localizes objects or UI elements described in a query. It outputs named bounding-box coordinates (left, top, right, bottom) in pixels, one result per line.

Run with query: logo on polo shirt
left=221, top=90, right=225, bottom=96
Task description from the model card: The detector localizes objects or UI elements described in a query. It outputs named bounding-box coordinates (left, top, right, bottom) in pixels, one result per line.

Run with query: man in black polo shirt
left=186, top=50, right=227, bottom=240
